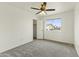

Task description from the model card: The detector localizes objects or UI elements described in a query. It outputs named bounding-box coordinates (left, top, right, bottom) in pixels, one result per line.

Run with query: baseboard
left=0, top=39, right=33, bottom=54
left=37, top=39, right=74, bottom=46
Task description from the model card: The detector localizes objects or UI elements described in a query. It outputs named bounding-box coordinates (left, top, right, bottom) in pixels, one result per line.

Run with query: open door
left=33, top=20, right=37, bottom=39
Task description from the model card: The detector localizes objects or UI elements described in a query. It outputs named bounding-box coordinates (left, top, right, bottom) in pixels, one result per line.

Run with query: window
left=46, top=18, right=61, bottom=31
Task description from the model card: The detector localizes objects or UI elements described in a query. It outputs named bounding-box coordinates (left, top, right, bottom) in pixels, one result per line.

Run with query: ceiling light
left=39, top=11, right=46, bottom=15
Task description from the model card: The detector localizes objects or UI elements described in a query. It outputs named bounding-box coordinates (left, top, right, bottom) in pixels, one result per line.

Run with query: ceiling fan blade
left=31, top=7, right=40, bottom=10
left=46, top=9, right=55, bottom=11
left=36, top=11, right=42, bottom=14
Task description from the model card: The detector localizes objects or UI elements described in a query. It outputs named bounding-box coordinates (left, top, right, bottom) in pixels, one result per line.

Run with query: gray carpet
left=0, top=39, right=78, bottom=57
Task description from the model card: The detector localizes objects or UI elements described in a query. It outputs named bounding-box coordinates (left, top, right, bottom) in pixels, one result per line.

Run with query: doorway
left=33, top=20, right=37, bottom=39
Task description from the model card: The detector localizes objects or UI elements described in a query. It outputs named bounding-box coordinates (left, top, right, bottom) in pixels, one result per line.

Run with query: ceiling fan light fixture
left=39, top=11, right=46, bottom=15
left=31, top=2, right=55, bottom=15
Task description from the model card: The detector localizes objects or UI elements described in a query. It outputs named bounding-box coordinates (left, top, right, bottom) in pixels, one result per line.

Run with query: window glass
left=46, top=18, right=61, bottom=31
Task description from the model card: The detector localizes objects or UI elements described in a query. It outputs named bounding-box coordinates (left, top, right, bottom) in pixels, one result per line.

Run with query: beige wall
left=0, top=3, right=34, bottom=53
left=37, top=10, right=74, bottom=44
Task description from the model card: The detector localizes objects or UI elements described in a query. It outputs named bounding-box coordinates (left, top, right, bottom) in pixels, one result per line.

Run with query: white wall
left=37, top=16, right=44, bottom=39
left=74, top=3, right=79, bottom=55
left=37, top=10, right=74, bottom=44
left=0, top=3, right=34, bottom=53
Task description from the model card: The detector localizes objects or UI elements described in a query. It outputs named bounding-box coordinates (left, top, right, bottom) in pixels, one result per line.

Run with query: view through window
left=46, top=18, right=61, bottom=31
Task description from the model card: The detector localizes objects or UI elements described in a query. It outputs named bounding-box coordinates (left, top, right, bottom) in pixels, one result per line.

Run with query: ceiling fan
left=31, top=2, right=55, bottom=15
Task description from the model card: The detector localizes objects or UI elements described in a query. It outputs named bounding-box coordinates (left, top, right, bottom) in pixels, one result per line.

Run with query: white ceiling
left=8, top=2, right=76, bottom=16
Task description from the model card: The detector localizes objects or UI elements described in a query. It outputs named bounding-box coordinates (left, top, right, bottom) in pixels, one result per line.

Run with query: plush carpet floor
left=0, top=39, right=78, bottom=57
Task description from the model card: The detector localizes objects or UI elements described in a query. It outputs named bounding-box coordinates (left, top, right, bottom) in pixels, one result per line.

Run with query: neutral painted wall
left=37, top=10, right=74, bottom=44
left=0, top=3, right=34, bottom=53
left=74, top=3, right=79, bottom=56
left=37, top=16, right=44, bottom=39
